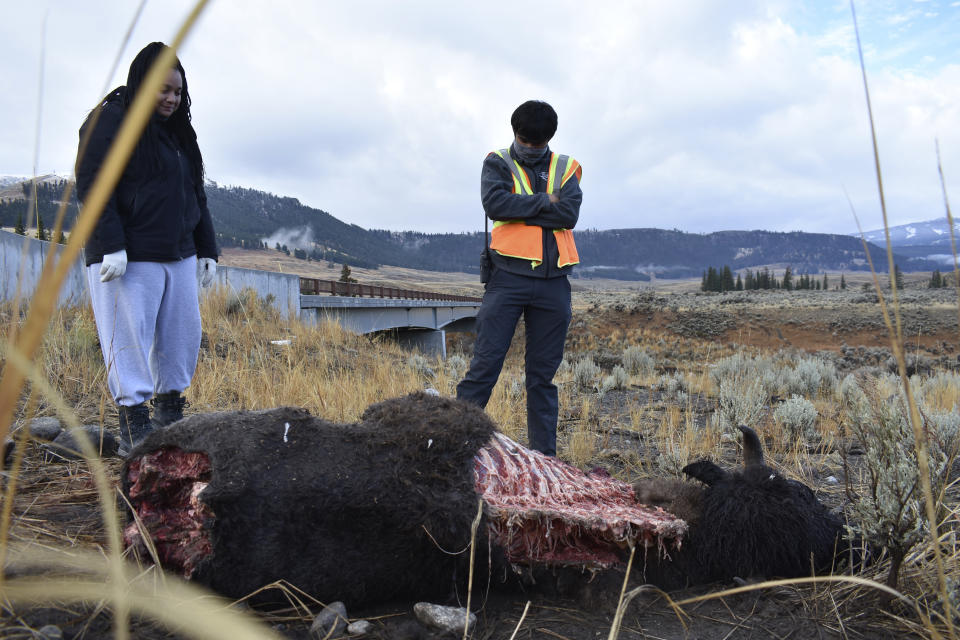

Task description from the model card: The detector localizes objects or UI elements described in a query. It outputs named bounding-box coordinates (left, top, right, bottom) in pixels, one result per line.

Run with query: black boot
left=151, top=391, right=187, bottom=428
left=117, top=403, right=152, bottom=457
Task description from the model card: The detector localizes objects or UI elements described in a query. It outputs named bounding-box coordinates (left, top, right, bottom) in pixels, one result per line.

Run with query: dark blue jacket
left=76, top=100, right=218, bottom=266
left=481, top=142, right=582, bottom=279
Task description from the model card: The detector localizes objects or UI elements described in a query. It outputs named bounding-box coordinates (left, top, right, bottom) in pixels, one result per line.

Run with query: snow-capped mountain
left=0, top=176, right=26, bottom=189
left=855, top=218, right=960, bottom=267
left=857, top=218, right=960, bottom=248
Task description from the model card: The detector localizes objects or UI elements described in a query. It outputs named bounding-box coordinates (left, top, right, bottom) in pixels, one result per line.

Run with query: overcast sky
left=1, top=1, right=958, bottom=235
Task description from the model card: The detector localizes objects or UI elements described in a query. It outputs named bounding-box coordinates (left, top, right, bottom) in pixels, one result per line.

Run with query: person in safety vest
left=456, top=100, right=582, bottom=456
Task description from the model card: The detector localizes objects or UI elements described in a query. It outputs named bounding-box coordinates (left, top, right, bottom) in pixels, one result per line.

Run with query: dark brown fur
left=122, top=393, right=496, bottom=607
left=633, top=426, right=847, bottom=585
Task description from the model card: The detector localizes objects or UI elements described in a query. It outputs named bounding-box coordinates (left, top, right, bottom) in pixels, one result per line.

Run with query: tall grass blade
left=0, top=340, right=128, bottom=636
left=4, top=546, right=284, bottom=640
left=45, top=0, right=149, bottom=260
left=849, top=1, right=952, bottom=632
left=0, top=0, right=209, bottom=453
left=0, top=3, right=210, bottom=639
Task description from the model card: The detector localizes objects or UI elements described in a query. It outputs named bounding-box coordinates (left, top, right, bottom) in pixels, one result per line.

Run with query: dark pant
left=456, top=269, right=572, bottom=456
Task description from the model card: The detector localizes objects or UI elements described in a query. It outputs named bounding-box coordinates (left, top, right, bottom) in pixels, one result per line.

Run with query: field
left=2, top=257, right=958, bottom=639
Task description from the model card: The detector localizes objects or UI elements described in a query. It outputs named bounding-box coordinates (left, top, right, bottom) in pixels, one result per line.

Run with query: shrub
left=773, top=395, right=818, bottom=441
left=917, top=371, right=960, bottom=411
left=609, top=365, right=630, bottom=390
left=623, top=345, right=654, bottom=376
left=507, top=374, right=526, bottom=401
left=656, top=372, right=689, bottom=404
left=710, top=353, right=776, bottom=397
left=573, top=357, right=600, bottom=391
left=842, top=375, right=954, bottom=588
left=406, top=354, right=434, bottom=378
left=778, top=356, right=837, bottom=398
left=655, top=439, right=689, bottom=476
left=445, top=354, right=468, bottom=381
left=715, top=376, right=766, bottom=433
left=597, top=375, right=616, bottom=401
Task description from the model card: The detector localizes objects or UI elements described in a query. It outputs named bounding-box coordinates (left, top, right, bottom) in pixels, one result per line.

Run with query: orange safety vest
left=489, top=148, right=581, bottom=269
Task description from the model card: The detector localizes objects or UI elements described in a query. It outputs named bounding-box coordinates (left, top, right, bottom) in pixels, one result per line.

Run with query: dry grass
left=3, top=276, right=960, bottom=638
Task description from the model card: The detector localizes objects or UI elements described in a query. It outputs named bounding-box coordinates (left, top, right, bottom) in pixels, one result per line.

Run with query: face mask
left=513, top=141, right=548, bottom=163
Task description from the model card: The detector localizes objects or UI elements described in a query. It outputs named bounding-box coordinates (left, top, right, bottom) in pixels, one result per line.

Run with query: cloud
left=0, top=0, right=957, bottom=237
left=262, top=226, right=314, bottom=252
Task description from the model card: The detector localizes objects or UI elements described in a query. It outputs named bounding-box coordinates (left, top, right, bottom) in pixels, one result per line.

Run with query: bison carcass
left=122, top=393, right=685, bottom=605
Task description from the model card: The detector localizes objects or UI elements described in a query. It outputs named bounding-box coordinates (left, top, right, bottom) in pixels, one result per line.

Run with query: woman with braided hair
left=76, top=42, right=218, bottom=455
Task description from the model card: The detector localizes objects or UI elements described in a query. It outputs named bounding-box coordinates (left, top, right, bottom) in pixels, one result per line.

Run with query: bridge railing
left=300, top=277, right=481, bottom=303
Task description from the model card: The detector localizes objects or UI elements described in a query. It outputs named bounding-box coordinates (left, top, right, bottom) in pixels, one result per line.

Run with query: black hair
left=510, top=100, right=558, bottom=146
left=92, top=42, right=204, bottom=187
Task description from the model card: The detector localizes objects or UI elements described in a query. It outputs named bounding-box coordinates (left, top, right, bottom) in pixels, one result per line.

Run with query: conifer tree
left=759, top=267, right=771, bottom=290
left=14, top=212, right=25, bottom=235
left=735, top=274, right=743, bottom=291
left=891, top=264, right=904, bottom=290
left=339, top=263, right=356, bottom=283
left=703, top=266, right=721, bottom=292
left=782, top=266, right=793, bottom=291
left=721, top=265, right=735, bottom=292
left=840, top=273, right=847, bottom=290
left=930, top=269, right=942, bottom=289
left=823, top=273, right=829, bottom=290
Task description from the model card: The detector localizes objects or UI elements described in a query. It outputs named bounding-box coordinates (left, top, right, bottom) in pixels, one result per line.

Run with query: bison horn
left=738, top=425, right=764, bottom=467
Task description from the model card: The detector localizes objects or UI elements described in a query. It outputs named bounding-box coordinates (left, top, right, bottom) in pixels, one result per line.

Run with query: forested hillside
left=0, top=178, right=931, bottom=278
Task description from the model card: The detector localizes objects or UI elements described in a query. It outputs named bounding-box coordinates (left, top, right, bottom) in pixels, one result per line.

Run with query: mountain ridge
left=0, top=176, right=940, bottom=279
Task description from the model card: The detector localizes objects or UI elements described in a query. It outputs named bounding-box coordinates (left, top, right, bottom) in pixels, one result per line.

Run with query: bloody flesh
left=123, top=447, right=213, bottom=578
left=475, top=433, right=687, bottom=569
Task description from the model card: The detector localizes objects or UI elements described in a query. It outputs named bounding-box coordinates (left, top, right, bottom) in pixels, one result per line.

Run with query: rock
left=43, top=426, right=119, bottom=461
left=310, top=601, right=349, bottom=639
left=423, top=388, right=440, bottom=397
left=36, top=625, right=63, bottom=640
left=826, top=475, right=839, bottom=485
left=413, top=602, right=475, bottom=635
left=28, top=416, right=63, bottom=441
left=3, top=438, right=14, bottom=465
left=346, top=620, right=373, bottom=636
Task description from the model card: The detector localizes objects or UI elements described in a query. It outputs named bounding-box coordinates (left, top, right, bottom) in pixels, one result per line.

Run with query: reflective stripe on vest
left=489, top=148, right=581, bottom=269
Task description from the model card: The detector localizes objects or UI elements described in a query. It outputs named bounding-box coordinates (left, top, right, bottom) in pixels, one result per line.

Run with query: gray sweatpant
left=86, top=257, right=201, bottom=406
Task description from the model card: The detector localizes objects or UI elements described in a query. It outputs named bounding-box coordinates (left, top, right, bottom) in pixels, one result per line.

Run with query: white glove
left=197, top=257, right=217, bottom=288
left=99, top=249, right=127, bottom=283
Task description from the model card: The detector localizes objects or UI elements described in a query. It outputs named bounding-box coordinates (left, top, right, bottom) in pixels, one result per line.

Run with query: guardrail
left=299, top=277, right=482, bottom=303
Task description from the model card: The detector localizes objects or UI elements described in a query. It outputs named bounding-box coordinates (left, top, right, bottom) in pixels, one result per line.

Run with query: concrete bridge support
left=301, top=296, right=481, bottom=358
left=391, top=328, right=447, bottom=358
